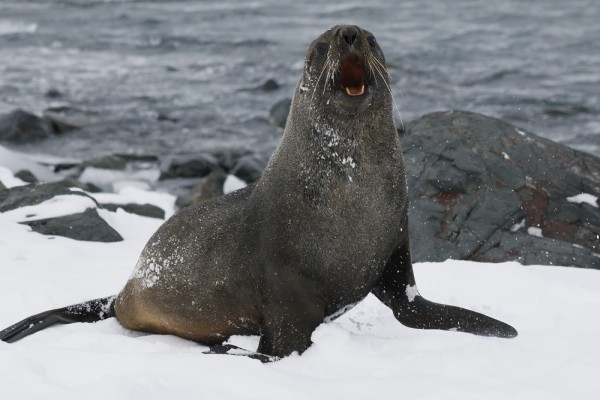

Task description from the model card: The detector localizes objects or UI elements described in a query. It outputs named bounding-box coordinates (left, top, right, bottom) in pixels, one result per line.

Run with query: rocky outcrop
left=42, top=106, right=98, bottom=133
left=174, top=169, right=228, bottom=208
left=0, top=182, right=95, bottom=213
left=101, top=203, right=165, bottom=219
left=402, top=110, right=599, bottom=269
left=268, top=98, right=291, bottom=128
left=2, top=109, right=598, bottom=267
left=162, top=154, right=218, bottom=179
left=21, top=208, right=123, bottom=242
left=0, top=110, right=55, bottom=143
left=0, top=182, right=123, bottom=242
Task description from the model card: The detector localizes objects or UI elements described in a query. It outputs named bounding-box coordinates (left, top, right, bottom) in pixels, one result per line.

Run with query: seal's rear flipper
left=204, top=343, right=278, bottom=363
left=0, top=296, right=116, bottom=343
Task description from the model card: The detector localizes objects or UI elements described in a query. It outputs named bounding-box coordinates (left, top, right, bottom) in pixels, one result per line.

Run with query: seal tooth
left=345, top=84, right=365, bottom=96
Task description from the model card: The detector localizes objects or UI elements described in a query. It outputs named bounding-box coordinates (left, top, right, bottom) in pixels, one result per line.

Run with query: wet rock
left=543, top=105, right=590, bottom=117
left=157, top=112, right=179, bottom=122
left=53, top=162, right=81, bottom=173
left=45, top=88, right=63, bottom=98
left=402, top=110, right=600, bottom=269
left=0, top=182, right=97, bottom=213
left=57, top=177, right=101, bottom=192
left=21, top=208, right=123, bottom=242
left=176, top=168, right=227, bottom=208
left=0, top=109, right=55, bottom=143
left=231, top=153, right=269, bottom=183
left=101, top=203, right=165, bottom=219
left=262, top=79, right=280, bottom=91
left=162, top=154, right=218, bottom=179
left=42, top=106, right=97, bottom=133
left=114, top=153, right=160, bottom=163
left=83, top=154, right=127, bottom=170
left=1, top=182, right=122, bottom=242
left=14, top=170, right=38, bottom=184
left=269, top=98, right=291, bottom=128
left=213, top=149, right=249, bottom=172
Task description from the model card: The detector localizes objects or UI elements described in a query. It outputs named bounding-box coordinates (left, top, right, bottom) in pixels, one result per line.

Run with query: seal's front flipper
left=0, top=296, right=116, bottom=343
left=204, top=343, right=277, bottom=363
left=372, top=240, right=518, bottom=338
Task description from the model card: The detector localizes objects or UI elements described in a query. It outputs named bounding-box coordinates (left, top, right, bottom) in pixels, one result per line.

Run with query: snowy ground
left=1, top=171, right=599, bottom=400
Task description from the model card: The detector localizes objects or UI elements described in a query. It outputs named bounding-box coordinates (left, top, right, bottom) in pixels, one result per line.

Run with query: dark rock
left=21, top=208, right=123, bottom=242
left=231, top=153, right=269, bottom=183
left=113, top=153, right=160, bottom=163
left=53, top=162, right=81, bottom=173
left=157, top=112, right=179, bottom=122
left=262, top=79, right=280, bottom=91
left=176, top=168, right=227, bottom=208
left=543, top=105, right=590, bottom=117
left=56, top=177, right=91, bottom=191
left=83, top=154, right=127, bottom=170
left=42, top=106, right=97, bottom=133
left=0, top=182, right=97, bottom=213
left=269, top=98, right=291, bottom=128
left=402, top=110, right=600, bottom=269
left=15, top=170, right=38, bottom=184
left=45, top=88, right=62, bottom=98
left=0, top=180, right=5, bottom=191
left=214, top=149, right=250, bottom=172
left=1, top=182, right=122, bottom=242
left=101, top=203, right=165, bottom=219
left=163, top=154, right=218, bottom=179
left=0, top=109, right=55, bottom=143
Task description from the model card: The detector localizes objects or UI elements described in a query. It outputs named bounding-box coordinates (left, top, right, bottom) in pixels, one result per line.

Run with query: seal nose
left=340, top=26, right=358, bottom=46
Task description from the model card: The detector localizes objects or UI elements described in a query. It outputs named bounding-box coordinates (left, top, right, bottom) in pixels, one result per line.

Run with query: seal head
left=300, top=25, right=388, bottom=114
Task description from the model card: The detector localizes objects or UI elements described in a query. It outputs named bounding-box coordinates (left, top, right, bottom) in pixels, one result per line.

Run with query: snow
left=79, top=167, right=161, bottom=192
left=0, top=145, right=61, bottom=182
left=0, top=166, right=27, bottom=188
left=223, top=174, right=247, bottom=194
left=510, top=218, right=526, bottom=233
left=1, top=173, right=600, bottom=399
left=566, top=193, right=599, bottom=208
left=405, top=284, right=419, bottom=302
left=527, top=226, right=544, bottom=238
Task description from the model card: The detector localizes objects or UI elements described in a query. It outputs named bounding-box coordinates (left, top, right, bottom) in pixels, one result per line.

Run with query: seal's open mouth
left=339, top=55, right=366, bottom=97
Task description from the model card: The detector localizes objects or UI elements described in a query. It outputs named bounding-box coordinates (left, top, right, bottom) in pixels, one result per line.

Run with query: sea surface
left=0, top=0, right=599, bottom=160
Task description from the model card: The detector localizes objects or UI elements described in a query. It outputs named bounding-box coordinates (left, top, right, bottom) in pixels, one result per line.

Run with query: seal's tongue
left=339, top=55, right=365, bottom=97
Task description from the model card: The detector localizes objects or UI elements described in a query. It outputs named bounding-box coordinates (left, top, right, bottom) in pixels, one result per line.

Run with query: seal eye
left=314, top=42, right=330, bottom=57
left=367, top=36, right=377, bottom=49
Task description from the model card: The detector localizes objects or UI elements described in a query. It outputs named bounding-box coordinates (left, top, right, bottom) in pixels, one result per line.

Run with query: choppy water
left=1, top=0, right=599, bottom=159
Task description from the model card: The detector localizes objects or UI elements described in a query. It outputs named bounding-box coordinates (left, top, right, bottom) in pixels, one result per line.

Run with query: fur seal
left=0, top=25, right=517, bottom=359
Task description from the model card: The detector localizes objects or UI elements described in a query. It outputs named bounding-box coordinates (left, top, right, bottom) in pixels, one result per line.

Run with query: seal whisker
left=370, top=57, right=404, bottom=129
left=310, top=58, right=332, bottom=119
left=372, top=56, right=410, bottom=111
left=365, top=52, right=375, bottom=80
left=324, top=56, right=337, bottom=96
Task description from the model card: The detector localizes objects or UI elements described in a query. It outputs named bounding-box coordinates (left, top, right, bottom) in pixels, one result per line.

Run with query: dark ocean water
left=1, top=0, right=599, bottom=160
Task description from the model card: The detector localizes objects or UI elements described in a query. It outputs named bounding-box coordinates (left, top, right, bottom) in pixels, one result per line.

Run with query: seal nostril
left=340, top=26, right=358, bottom=46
